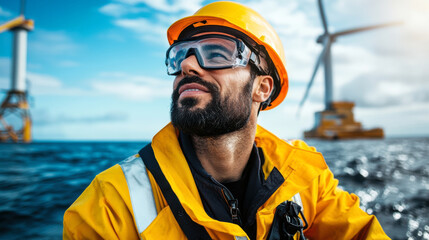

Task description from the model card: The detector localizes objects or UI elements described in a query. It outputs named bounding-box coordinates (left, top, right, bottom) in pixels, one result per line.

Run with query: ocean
left=0, top=137, right=428, bottom=239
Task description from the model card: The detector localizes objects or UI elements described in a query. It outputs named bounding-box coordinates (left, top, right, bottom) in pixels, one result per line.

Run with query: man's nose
left=180, top=54, right=203, bottom=76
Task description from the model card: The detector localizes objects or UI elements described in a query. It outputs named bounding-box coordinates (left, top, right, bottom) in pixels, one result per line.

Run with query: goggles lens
left=166, top=35, right=252, bottom=75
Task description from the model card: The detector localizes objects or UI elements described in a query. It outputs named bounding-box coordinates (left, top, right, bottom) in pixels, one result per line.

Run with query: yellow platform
left=304, top=101, right=384, bottom=140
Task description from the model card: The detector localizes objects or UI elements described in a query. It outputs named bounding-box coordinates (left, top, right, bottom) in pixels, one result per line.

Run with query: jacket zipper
left=210, top=177, right=243, bottom=226
left=222, top=188, right=243, bottom=225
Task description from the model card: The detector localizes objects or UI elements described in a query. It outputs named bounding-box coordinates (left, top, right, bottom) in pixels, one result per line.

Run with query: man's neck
left=190, top=121, right=256, bottom=183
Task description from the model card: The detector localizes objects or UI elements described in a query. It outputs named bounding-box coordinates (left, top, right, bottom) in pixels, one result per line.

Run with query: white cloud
left=91, top=72, right=171, bottom=101
left=354, top=103, right=429, bottom=136
left=115, top=0, right=203, bottom=13
left=114, top=18, right=167, bottom=43
left=330, top=43, right=378, bottom=90
left=0, top=6, right=12, bottom=17
left=241, top=0, right=324, bottom=87
left=0, top=57, right=11, bottom=90
left=33, top=110, right=128, bottom=126
left=3, top=66, right=171, bottom=101
left=99, top=0, right=204, bottom=44
left=27, top=72, right=61, bottom=88
left=259, top=98, right=325, bottom=139
left=248, top=0, right=319, bottom=36
left=96, top=30, right=127, bottom=42
left=29, top=30, right=80, bottom=55
left=57, top=60, right=79, bottom=67
left=27, top=72, right=87, bottom=96
left=99, top=3, right=147, bottom=17
left=339, top=71, right=429, bottom=108
left=100, top=3, right=130, bottom=17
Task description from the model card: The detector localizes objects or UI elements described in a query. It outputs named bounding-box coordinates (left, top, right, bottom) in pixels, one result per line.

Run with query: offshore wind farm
left=0, top=0, right=428, bottom=140
left=0, top=0, right=428, bottom=239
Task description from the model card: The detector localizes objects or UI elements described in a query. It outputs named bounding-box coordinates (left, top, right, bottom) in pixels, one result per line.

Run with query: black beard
left=170, top=75, right=253, bottom=137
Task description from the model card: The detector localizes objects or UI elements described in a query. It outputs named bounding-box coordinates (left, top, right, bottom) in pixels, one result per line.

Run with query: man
left=63, top=2, right=389, bottom=239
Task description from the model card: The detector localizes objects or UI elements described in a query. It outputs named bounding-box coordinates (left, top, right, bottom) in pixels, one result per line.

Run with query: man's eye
left=207, top=52, right=228, bottom=61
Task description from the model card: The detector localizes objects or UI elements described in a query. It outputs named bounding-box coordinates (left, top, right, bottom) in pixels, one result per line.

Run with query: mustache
left=173, top=76, right=218, bottom=98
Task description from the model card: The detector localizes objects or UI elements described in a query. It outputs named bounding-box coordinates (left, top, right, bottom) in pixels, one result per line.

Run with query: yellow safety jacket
left=63, top=123, right=390, bottom=239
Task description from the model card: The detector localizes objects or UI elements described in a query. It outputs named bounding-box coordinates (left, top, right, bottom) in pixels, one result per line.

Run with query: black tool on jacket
left=267, top=200, right=308, bottom=240
left=139, top=144, right=212, bottom=240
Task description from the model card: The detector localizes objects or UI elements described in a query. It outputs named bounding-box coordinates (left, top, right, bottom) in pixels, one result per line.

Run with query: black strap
left=139, top=144, right=212, bottom=240
left=266, top=201, right=308, bottom=240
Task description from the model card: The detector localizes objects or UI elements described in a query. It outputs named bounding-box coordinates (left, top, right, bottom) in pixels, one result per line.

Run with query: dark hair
left=249, top=63, right=258, bottom=81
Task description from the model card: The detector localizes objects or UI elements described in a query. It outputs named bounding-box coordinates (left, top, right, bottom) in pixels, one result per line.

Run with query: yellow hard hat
left=167, top=1, right=288, bottom=110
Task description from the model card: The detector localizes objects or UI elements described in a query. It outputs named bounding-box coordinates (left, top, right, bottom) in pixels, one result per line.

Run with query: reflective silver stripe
left=120, top=154, right=157, bottom=236
left=235, top=236, right=248, bottom=240
left=119, top=153, right=303, bottom=237
left=292, top=193, right=304, bottom=213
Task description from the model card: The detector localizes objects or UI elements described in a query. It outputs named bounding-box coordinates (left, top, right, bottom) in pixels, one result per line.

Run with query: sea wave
left=1, top=138, right=428, bottom=240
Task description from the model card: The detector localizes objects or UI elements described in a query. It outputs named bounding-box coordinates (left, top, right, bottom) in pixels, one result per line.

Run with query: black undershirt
left=221, top=160, right=252, bottom=212
left=178, top=131, right=285, bottom=240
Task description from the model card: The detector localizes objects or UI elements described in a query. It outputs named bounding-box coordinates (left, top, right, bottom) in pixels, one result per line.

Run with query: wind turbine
left=298, top=0, right=401, bottom=112
left=300, top=0, right=399, bottom=139
left=0, top=0, right=33, bottom=143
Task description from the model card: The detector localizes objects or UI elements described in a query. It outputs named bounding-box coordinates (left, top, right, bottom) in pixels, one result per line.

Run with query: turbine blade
left=21, top=0, right=27, bottom=16
left=297, top=46, right=327, bottom=116
left=331, top=21, right=403, bottom=38
left=318, top=0, right=329, bottom=33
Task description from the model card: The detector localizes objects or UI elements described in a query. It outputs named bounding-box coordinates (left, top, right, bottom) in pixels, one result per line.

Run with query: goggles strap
left=249, top=52, right=266, bottom=75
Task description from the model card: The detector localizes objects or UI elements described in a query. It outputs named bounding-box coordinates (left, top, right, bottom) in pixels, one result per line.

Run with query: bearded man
left=64, top=2, right=389, bottom=239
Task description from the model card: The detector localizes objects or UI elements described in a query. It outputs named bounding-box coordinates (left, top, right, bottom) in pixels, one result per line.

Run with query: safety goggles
left=165, top=34, right=264, bottom=75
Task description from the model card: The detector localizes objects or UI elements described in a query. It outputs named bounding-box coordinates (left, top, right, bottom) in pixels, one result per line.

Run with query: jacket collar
left=255, top=125, right=327, bottom=202
left=151, top=123, right=246, bottom=236
left=151, top=123, right=327, bottom=235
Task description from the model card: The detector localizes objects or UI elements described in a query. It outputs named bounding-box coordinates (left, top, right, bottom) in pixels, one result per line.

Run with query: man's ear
left=253, top=75, right=273, bottom=103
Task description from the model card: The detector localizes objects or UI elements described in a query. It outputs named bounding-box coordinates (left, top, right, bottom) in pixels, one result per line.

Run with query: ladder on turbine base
left=0, top=90, right=31, bottom=143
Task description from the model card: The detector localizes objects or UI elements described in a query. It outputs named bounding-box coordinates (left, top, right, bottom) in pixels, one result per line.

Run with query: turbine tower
left=299, top=0, right=399, bottom=139
left=0, top=7, right=34, bottom=143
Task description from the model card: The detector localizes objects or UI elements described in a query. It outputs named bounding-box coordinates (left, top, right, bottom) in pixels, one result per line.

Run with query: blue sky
left=0, top=0, right=428, bottom=140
